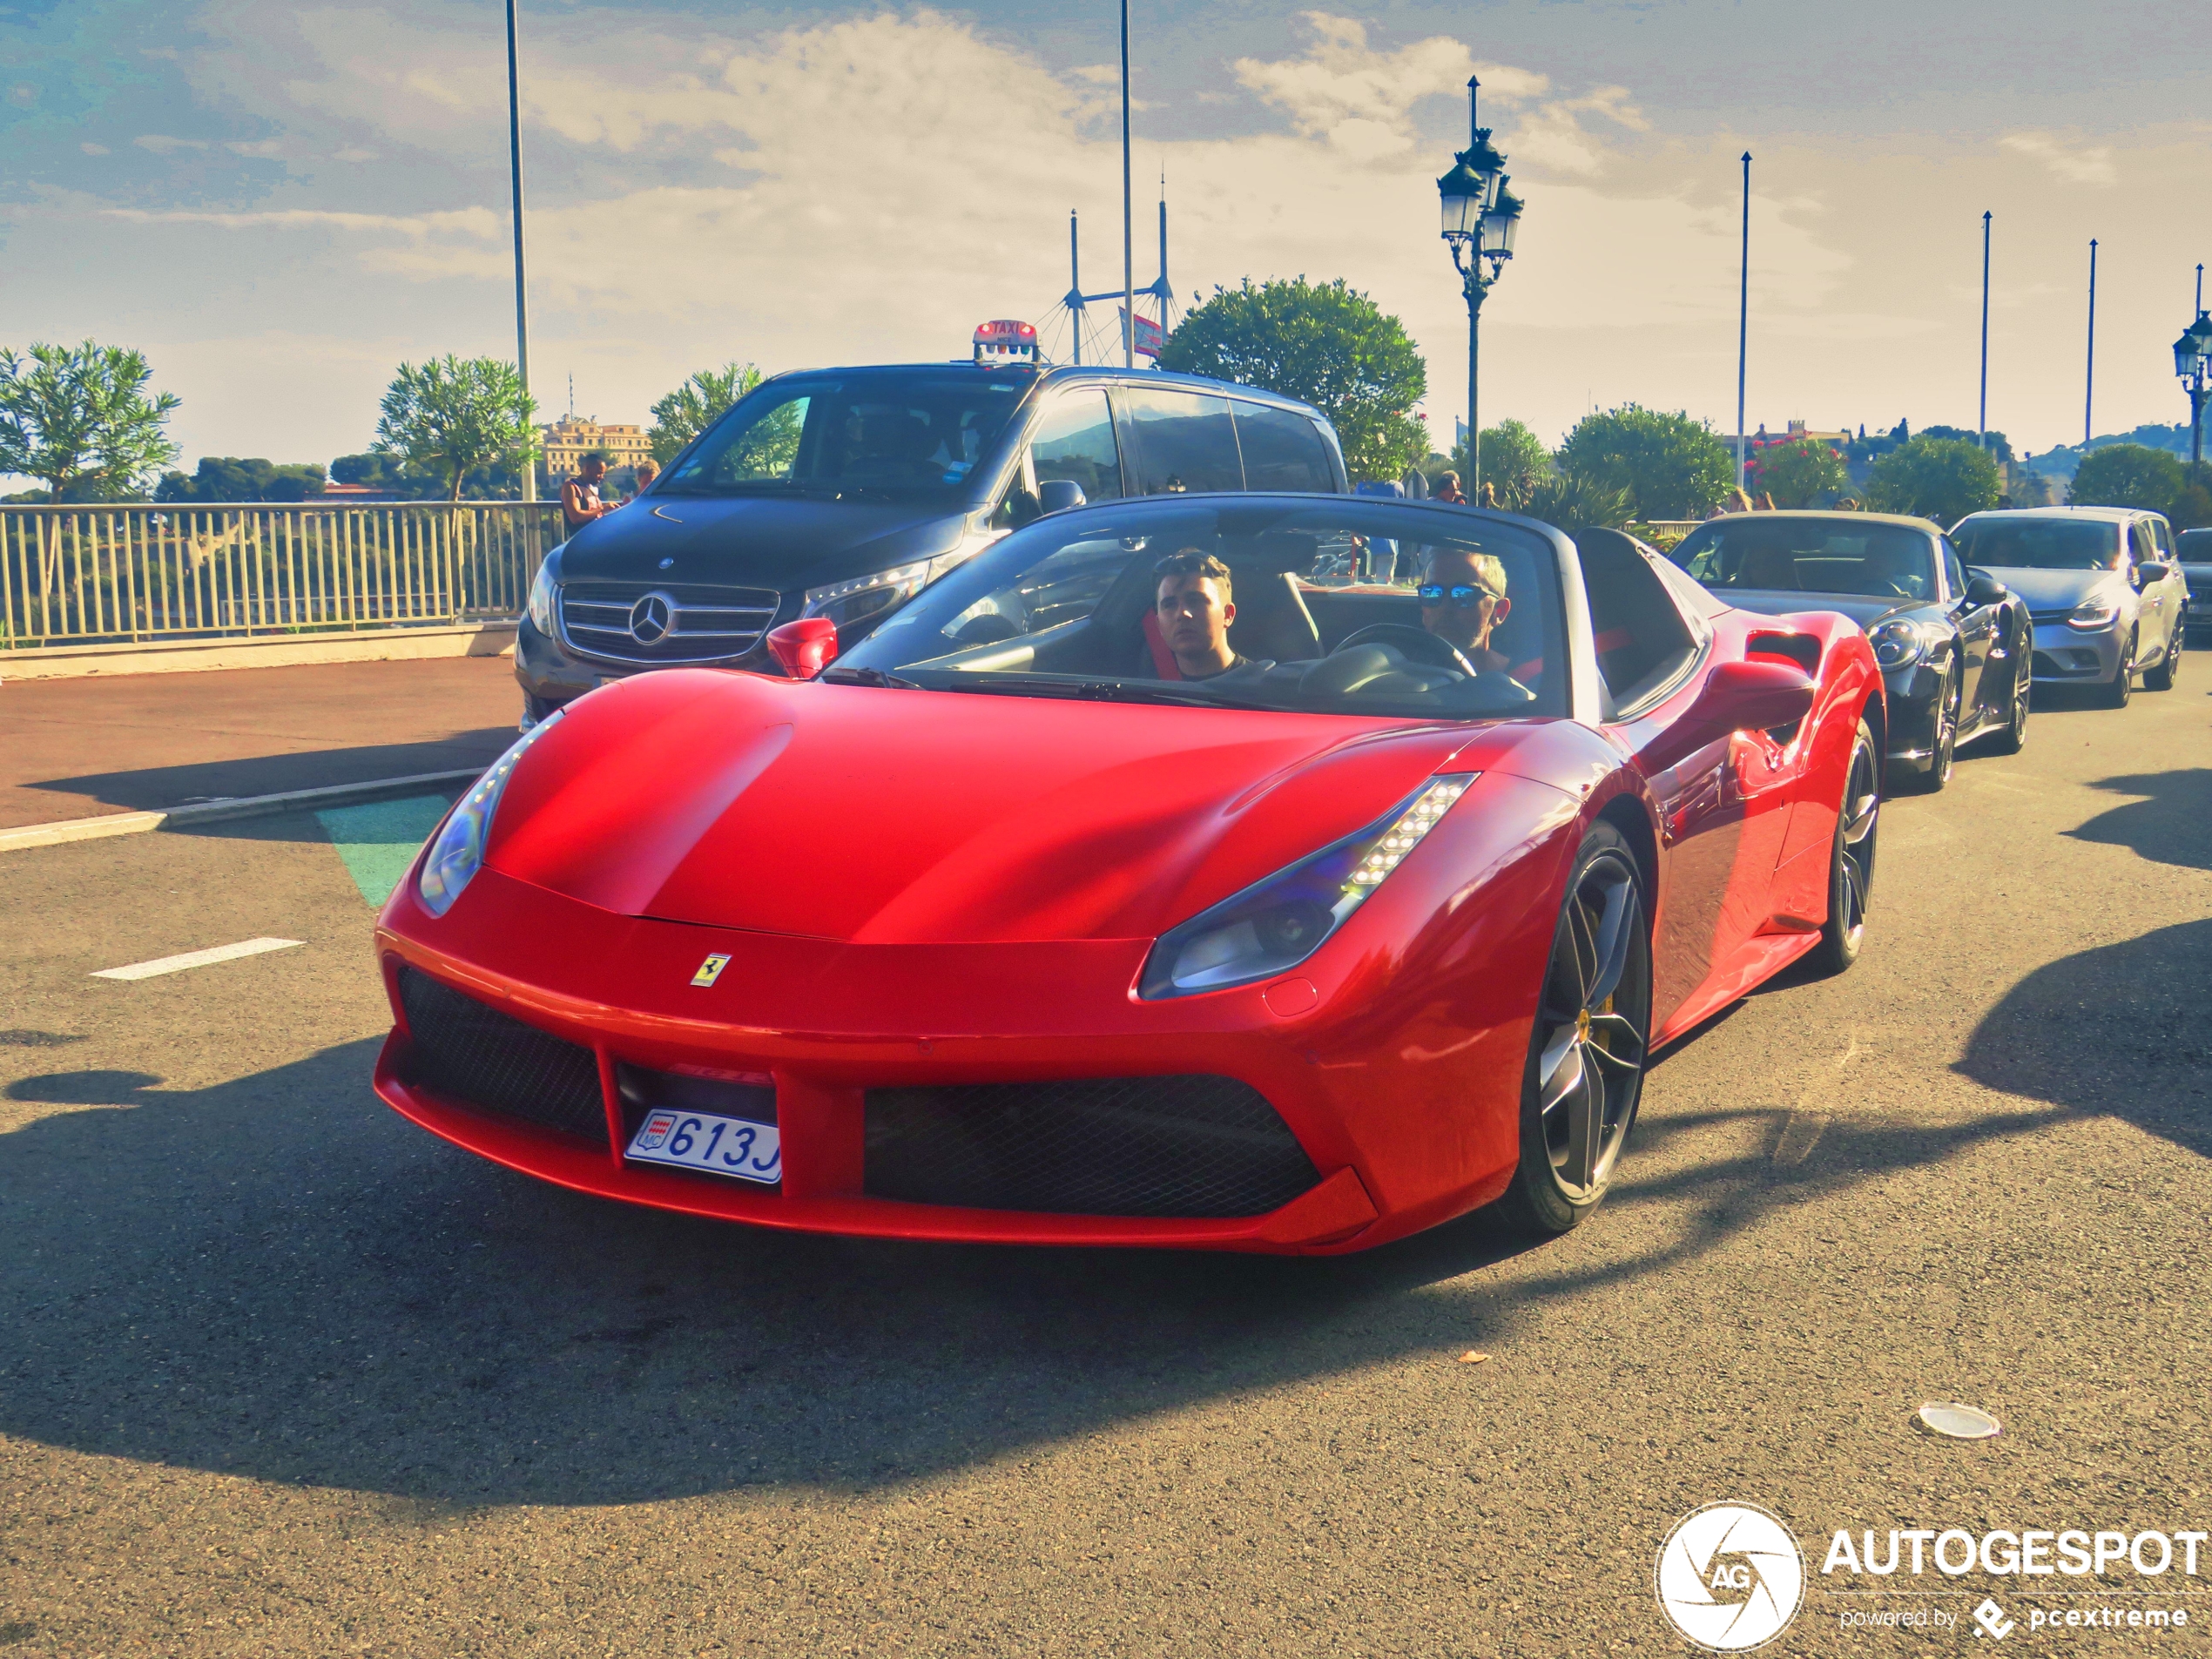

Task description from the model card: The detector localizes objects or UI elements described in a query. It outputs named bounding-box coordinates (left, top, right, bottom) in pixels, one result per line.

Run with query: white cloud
left=133, top=134, right=210, bottom=153
left=226, top=138, right=284, bottom=157
left=80, top=141, right=111, bottom=156
left=2000, top=131, right=2115, bottom=185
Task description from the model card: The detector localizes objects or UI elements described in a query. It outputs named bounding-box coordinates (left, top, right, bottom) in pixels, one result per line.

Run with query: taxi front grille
left=396, top=968, right=609, bottom=1146
left=863, top=1076, right=1319, bottom=1218
left=558, top=580, right=780, bottom=664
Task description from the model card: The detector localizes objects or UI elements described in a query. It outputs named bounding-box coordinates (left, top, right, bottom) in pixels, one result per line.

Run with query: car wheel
left=2145, top=624, right=2182, bottom=691
left=1810, top=718, right=1879, bottom=975
left=1496, top=822, right=1651, bottom=1237
left=2100, top=631, right=2136, bottom=708
left=1903, top=669, right=1959, bottom=793
left=1991, top=651, right=2030, bottom=754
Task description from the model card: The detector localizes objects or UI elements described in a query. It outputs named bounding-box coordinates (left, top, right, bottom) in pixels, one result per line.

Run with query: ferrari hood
left=486, top=670, right=1504, bottom=945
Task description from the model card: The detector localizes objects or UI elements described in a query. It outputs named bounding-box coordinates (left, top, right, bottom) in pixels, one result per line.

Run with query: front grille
left=559, top=580, right=780, bottom=664
left=2027, top=609, right=2074, bottom=626
left=396, top=968, right=609, bottom=1145
left=864, top=1076, right=1319, bottom=1218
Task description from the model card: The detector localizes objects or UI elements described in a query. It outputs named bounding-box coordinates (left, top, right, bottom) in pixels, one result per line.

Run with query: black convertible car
left=1666, top=511, right=2032, bottom=791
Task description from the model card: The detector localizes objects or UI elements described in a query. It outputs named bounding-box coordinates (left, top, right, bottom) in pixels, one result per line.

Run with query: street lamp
left=2173, top=310, right=2212, bottom=475
left=1439, top=78, right=1517, bottom=501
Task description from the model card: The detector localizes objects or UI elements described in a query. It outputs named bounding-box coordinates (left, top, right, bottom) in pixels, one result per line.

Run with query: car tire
left=2100, top=631, right=2136, bottom=708
left=2145, top=625, right=2182, bottom=691
left=1901, top=669, right=1959, bottom=793
left=1990, top=649, right=2030, bottom=755
left=1494, top=822, right=1651, bottom=1238
left=1809, top=717, right=1879, bottom=976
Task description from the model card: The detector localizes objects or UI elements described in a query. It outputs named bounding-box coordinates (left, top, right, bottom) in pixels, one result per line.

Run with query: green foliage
left=1158, top=277, right=1426, bottom=480
left=1556, top=405, right=1734, bottom=519
left=0, top=340, right=180, bottom=501
left=1448, top=419, right=1552, bottom=510
left=156, top=456, right=326, bottom=503
left=650, top=363, right=764, bottom=463
left=2007, top=469, right=2055, bottom=508
left=1749, top=438, right=1847, bottom=509
left=2067, top=443, right=2186, bottom=514
left=1919, top=425, right=2013, bottom=466
left=1517, top=468, right=1635, bottom=535
left=2168, top=481, right=2212, bottom=530
left=373, top=355, right=538, bottom=502
left=1865, top=437, right=2000, bottom=524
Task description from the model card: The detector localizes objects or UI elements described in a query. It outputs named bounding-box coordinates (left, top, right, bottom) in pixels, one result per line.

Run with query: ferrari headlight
left=2067, top=597, right=2120, bottom=631
left=524, top=549, right=561, bottom=634
left=802, top=558, right=936, bottom=631
left=1138, top=776, right=1475, bottom=1000
left=1868, top=617, right=1936, bottom=671
left=417, top=712, right=564, bottom=916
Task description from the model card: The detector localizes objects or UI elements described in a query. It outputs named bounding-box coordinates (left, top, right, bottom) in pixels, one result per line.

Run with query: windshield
left=1669, top=520, right=1939, bottom=599
left=1951, top=516, right=2121, bottom=570
left=2180, top=528, right=2212, bottom=563
left=833, top=499, right=1567, bottom=721
left=659, top=370, right=1032, bottom=500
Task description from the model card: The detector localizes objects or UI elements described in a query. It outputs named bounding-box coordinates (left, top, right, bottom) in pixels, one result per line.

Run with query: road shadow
left=5, top=955, right=2185, bottom=1507
left=26, top=734, right=505, bottom=819
left=2064, top=769, right=2212, bottom=874
left=1954, top=918, right=2212, bottom=1160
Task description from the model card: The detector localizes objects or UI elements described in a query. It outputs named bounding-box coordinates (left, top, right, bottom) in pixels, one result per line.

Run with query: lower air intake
left=864, top=1075, right=1319, bottom=1218
left=396, top=967, right=608, bottom=1146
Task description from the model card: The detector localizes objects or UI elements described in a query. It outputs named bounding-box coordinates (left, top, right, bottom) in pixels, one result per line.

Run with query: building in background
left=540, top=417, right=652, bottom=485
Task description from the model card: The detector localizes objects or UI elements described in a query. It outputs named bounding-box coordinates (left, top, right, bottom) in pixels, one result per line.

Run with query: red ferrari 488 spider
left=374, top=496, right=1882, bottom=1253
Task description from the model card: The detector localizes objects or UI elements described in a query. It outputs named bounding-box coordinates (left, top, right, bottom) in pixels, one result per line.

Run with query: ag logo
left=1655, top=1502, right=1804, bottom=1651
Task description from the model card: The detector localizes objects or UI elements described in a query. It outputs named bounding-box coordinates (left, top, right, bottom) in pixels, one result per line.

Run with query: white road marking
left=91, top=937, right=305, bottom=981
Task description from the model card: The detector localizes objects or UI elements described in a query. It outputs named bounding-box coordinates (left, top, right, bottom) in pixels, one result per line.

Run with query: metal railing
left=0, top=501, right=564, bottom=651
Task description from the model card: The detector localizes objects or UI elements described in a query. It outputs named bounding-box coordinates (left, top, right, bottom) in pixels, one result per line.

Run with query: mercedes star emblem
left=628, top=591, right=675, bottom=644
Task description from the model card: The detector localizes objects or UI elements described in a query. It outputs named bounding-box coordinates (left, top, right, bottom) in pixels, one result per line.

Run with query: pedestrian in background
left=1352, top=478, right=1404, bottom=580
left=1433, top=472, right=1466, bottom=505
left=634, top=458, right=660, bottom=492
left=563, top=449, right=617, bottom=535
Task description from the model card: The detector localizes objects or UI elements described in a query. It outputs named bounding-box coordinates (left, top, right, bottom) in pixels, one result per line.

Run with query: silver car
left=1950, top=506, right=2186, bottom=708
left=2178, top=526, right=2212, bottom=637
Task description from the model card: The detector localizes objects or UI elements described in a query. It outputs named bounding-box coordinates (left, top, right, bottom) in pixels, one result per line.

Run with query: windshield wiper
left=922, top=673, right=1258, bottom=710
left=820, top=664, right=924, bottom=689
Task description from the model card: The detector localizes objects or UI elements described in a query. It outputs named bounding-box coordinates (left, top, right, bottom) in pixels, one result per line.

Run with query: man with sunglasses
left=1418, top=549, right=1513, bottom=673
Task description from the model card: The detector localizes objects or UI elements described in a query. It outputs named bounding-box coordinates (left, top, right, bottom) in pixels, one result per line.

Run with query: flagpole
left=1736, top=152, right=1750, bottom=490
left=1120, top=0, right=1134, bottom=369
left=505, top=0, right=535, bottom=502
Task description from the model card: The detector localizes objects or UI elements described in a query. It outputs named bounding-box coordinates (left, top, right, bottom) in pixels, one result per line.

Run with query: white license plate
left=624, top=1109, right=781, bottom=1185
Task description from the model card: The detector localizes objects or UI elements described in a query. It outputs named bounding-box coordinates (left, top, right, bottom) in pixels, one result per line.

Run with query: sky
left=3, top=0, right=2209, bottom=476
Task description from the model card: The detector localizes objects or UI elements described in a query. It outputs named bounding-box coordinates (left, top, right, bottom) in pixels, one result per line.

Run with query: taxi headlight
left=2067, top=597, right=2120, bottom=631
left=525, top=549, right=562, bottom=634
left=1869, top=617, right=1937, bottom=671
left=1138, top=776, right=1475, bottom=1000
left=417, top=712, right=564, bottom=916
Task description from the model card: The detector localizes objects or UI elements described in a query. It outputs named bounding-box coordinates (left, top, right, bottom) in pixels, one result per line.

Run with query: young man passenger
left=1143, top=550, right=1262, bottom=681
left=1419, top=549, right=1513, bottom=674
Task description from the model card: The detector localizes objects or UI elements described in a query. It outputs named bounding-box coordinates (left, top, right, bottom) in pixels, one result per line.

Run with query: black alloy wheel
left=2100, top=630, right=2137, bottom=708
left=2145, top=624, right=2183, bottom=691
left=1498, top=822, right=1652, bottom=1237
left=1811, top=718, right=1880, bottom=974
left=1905, top=669, right=1959, bottom=793
left=1990, top=650, right=2030, bottom=754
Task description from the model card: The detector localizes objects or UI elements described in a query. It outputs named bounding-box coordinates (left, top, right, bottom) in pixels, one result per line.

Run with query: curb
left=0, top=768, right=483, bottom=854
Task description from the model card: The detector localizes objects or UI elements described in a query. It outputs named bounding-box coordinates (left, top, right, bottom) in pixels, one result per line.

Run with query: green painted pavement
left=316, top=793, right=456, bottom=907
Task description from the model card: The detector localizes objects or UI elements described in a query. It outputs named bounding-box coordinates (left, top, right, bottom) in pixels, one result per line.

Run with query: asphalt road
left=3, top=674, right=2208, bottom=1656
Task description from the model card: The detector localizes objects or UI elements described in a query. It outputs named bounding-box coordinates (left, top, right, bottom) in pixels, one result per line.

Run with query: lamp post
left=1437, top=78, right=1520, bottom=502
left=2175, top=309, right=2212, bottom=477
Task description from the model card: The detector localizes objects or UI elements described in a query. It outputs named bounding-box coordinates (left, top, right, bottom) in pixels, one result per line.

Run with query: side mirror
left=1004, top=487, right=1042, bottom=529
left=765, top=617, right=838, bottom=679
left=1035, top=479, right=1088, bottom=516
left=1964, top=571, right=2008, bottom=606
left=1689, top=658, right=1817, bottom=733
left=2138, top=560, right=2173, bottom=583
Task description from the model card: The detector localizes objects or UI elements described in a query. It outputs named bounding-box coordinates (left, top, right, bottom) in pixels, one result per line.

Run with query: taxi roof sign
left=974, top=319, right=1039, bottom=366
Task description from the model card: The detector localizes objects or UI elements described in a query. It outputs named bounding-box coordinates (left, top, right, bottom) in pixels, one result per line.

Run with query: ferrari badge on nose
left=691, top=954, right=732, bottom=988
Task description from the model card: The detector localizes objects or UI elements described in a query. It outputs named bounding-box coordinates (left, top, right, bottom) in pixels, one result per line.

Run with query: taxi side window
left=2130, top=523, right=2156, bottom=563
left=1119, top=388, right=1244, bottom=495
left=1232, top=402, right=1333, bottom=490
left=1028, top=389, right=1123, bottom=504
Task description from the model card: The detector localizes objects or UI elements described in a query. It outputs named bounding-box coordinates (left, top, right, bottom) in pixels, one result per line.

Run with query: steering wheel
left=1332, top=623, right=1480, bottom=678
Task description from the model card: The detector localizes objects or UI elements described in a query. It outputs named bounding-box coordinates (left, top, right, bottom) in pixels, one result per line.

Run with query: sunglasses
left=1417, top=583, right=1501, bottom=608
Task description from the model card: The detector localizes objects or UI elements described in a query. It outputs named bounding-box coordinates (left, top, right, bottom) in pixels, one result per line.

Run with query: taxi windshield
left=831, top=498, right=1567, bottom=722
left=659, top=370, right=1034, bottom=501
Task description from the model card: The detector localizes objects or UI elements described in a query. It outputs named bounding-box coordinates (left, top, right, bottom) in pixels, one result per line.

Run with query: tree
left=155, top=457, right=326, bottom=503
left=1158, top=277, right=1426, bottom=480
left=1517, top=468, right=1635, bottom=535
left=1865, top=437, right=2000, bottom=524
left=373, top=356, right=537, bottom=502
left=1449, top=418, right=1552, bottom=509
left=1555, top=405, right=1734, bottom=519
left=2068, top=443, right=2185, bottom=515
left=649, top=362, right=763, bottom=463
left=1748, top=438, right=1846, bottom=509
left=0, top=340, right=180, bottom=501
left=2168, top=481, right=2212, bottom=530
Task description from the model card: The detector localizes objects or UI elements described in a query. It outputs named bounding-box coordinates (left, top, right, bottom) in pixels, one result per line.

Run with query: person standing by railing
left=562, top=450, right=617, bottom=535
